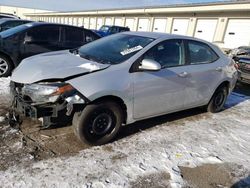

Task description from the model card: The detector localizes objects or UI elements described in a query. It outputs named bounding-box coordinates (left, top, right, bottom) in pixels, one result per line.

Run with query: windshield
left=99, top=25, right=110, bottom=32
left=78, top=34, right=154, bottom=64
left=0, top=24, right=30, bottom=38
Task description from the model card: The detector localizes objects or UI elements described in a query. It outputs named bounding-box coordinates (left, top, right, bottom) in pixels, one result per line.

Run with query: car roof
left=22, top=21, right=86, bottom=29
left=0, top=18, right=16, bottom=24
left=0, top=14, right=19, bottom=19
left=122, top=31, right=215, bottom=44
left=0, top=18, right=31, bottom=24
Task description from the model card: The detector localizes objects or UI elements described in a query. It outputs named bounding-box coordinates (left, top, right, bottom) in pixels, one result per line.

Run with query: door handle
left=215, top=67, right=222, bottom=72
left=178, top=71, right=189, bottom=78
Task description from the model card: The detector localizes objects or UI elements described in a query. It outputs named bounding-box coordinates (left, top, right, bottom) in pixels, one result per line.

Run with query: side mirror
left=139, top=59, right=161, bottom=71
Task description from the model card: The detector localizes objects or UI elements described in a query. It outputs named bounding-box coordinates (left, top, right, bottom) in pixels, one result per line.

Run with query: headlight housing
left=22, top=83, right=76, bottom=104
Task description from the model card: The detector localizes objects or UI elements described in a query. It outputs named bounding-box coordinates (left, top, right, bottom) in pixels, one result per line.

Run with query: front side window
left=79, top=34, right=154, bottom=64
left=26, top=26, right=59, bottom=42
left=188, top=41, right=218, bottom=65
left=143, top=40, right=184, bottom=68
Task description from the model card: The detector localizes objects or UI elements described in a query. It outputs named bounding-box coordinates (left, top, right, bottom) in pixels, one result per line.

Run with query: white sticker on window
left=120, top=45, right=143, bottom=56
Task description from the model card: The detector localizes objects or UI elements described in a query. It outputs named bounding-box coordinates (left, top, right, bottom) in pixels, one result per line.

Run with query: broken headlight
left=22, top=83, right=82, bottom=104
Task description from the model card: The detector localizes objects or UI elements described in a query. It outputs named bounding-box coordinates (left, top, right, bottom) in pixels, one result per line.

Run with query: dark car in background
left=0, top=13, right=19, bottom=19
left=94, top=25, right=130, bottom=37
left=0, top=18, right=32, bottom=32
left=231, top=46, right=250, bottom=84
left=0, top=22, right=100, bottom=77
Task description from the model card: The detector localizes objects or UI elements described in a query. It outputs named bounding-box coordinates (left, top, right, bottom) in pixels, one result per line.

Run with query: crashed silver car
left=10, top=32, right=238, bottom=145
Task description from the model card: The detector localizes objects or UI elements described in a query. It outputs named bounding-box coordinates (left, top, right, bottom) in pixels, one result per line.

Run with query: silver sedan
left=11, top=32, right=238, bottom=145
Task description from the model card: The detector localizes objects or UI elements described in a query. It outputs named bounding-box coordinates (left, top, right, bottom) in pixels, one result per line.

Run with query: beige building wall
left=0, top=5, right=50, bottom=19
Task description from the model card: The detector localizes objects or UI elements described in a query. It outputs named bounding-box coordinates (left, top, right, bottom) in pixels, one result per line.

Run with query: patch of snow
left=0, top=93, right=249, bottom=187
left=0, top=77, right=11, bottom=107
left=0, top=116, right=5, bottom=122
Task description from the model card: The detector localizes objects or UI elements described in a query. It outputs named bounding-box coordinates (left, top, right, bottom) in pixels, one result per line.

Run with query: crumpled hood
left=11, top=50, right=110, bottom=84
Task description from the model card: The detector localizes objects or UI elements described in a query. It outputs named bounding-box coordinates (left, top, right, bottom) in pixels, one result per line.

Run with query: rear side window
left=26, top=26, right=59, bottom=42
left=65, top=27, right=84, bottom=42
left=187, top=41, right=218, bottom=64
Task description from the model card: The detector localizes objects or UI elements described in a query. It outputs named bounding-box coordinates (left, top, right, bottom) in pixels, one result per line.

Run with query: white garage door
left=83, top=18, right=89, bottom=28
left=138, top=18, right=150, bottom=31
left=73, top=17, right=78, bottom=26
left=78, top=18, right=83, bottom=26
left=125, top=18, right=135, bottom=31
left=153, top=18, right=167, bottom=32
left=224, top=19, right=250, bottom=49
left=194, top=19, right=218, bottom=42
left=68, top=17, right=73, bottom=25
left=114, top=18, right=123, bottom=26
left=172, top=19, right=189, bottom=35
left=89, top=18, right=96, bottom=29
left=105, top=18, right=113, bottom=25
left=96, top=18, right=103, bottom=29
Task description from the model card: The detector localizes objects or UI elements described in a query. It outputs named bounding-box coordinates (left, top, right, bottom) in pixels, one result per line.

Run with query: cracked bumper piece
left=10, top=82, right=86, bottom=127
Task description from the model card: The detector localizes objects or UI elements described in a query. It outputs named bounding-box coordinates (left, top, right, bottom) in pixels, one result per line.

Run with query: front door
left=133, top=39, right=188, bottom=119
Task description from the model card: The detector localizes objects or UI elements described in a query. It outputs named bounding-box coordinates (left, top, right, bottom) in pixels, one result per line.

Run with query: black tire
left=73, top=101, right=123, bottom=145
left=207, top=86, right=228, bottom=113
left=0, top=55, right=13, bottom=77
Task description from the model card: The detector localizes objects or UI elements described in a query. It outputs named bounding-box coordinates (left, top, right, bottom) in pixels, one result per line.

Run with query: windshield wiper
left=80, top=54, right=112, bottom=65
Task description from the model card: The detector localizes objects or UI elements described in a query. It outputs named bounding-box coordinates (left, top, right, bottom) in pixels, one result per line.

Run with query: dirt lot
left=0, top=80, right=250, bottom=187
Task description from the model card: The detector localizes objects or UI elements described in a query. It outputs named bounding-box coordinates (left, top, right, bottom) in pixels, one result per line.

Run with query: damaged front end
left=10, top=81, right=87, bottom=128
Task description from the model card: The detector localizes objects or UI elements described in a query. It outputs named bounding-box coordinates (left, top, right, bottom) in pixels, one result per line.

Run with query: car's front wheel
left=207, top=85, right=228, bottom=113
left=73, top=101, right=123, bottom=145
left=0, top=55, right=13, bottom=77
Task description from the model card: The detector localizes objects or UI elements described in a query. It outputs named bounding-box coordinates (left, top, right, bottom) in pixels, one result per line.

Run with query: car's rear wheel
left=207, top=85, right=228, bottom=113
left=73, top=101, right=123, bottom=145
left=0, top=55, right=13, bottom=77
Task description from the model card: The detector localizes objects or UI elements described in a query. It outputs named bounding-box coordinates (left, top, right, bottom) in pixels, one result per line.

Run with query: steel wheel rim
left=92, top=112, right=113, bottom=135
left=0, top=58, right=8, bottom=75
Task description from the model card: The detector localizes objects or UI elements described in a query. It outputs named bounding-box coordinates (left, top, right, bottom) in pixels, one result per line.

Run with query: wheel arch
left=209, top=80, right=231, bottom=103
left=90, top=95, right=128, bottom=124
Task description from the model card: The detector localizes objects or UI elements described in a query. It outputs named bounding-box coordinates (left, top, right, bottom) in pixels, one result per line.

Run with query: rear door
left=181, top=40, right=222, bottom=108
left=23, top=25, right=61, bottom=59
left=62, top=26, right=85, bottom=49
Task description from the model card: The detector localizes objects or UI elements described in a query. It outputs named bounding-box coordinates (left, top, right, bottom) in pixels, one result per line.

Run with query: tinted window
left=79, top=34, right=154, bottom=64
left=26, top=26, right=59, bottom=42
left=109, top=27, right=119, bottom=33
left=65, top=27, right=84, bottom=42
left=188, top=41, right=218, bottom=64
left=144, top=40, right=184, bottom=68
left=84, top=29, right=100, bottom=42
